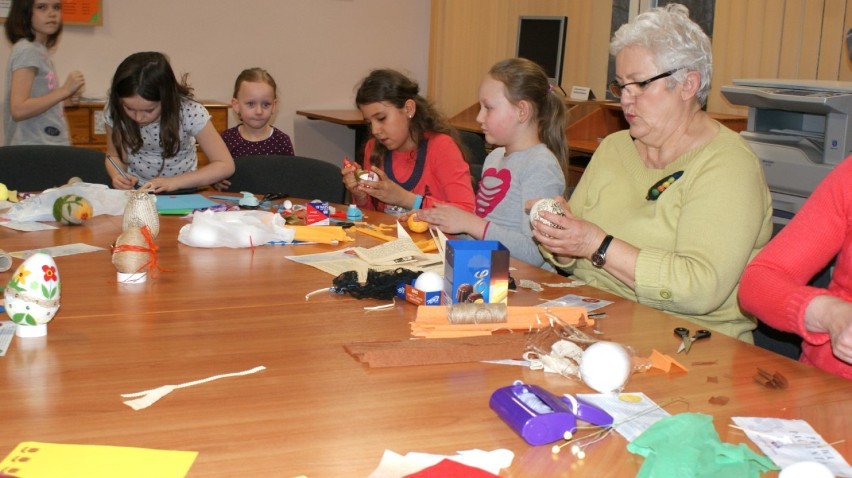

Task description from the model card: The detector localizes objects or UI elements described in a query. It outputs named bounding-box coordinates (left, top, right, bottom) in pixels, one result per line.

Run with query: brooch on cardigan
left=646, top=171, right=684, bottom=200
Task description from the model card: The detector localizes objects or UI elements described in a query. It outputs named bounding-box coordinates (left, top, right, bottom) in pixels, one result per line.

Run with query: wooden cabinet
left=64, top=100, right=230, bottom=167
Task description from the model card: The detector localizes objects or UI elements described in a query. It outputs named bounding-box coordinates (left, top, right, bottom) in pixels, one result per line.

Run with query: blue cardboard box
left=443, top=240, right=510, bottom=304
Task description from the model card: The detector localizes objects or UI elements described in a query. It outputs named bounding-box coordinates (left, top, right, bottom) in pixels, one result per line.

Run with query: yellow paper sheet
left=285, top=225, right=353, bottom=244
left=0, top=441, right=197, bottom=478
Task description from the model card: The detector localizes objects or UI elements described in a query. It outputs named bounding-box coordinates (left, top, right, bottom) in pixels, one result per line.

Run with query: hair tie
left=548, top=84, right=554, bottom=93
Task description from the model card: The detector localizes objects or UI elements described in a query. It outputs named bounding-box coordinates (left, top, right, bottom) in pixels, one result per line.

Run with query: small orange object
left=407, top=214, right=429, bottom=233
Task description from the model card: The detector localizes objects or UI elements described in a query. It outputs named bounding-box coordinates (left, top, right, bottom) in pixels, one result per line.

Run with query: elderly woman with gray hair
left=532, top=3, right=772, bottom=342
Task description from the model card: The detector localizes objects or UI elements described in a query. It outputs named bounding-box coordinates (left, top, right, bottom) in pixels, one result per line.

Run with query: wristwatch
left=591, top=235, right=614, bottom=268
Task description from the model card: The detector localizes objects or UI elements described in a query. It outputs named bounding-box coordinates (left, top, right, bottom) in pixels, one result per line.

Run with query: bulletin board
left=0, top=0, right=102, bottom=26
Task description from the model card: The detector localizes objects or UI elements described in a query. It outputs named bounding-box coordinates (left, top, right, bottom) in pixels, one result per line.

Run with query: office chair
left=225, top=155, right=345, bottom=204
left=459, top=131, right=487, bottom=193
left=0, top=145, right=112, bottom=191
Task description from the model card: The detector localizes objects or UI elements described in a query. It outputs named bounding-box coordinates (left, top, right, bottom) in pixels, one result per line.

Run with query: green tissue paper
left=627, top=413, right=779, bottom=478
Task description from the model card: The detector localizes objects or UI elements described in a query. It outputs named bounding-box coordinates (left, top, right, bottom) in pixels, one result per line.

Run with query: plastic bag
left=178, top=209, right=295, bottom=248
left=3, top=182, right=127, bottom=222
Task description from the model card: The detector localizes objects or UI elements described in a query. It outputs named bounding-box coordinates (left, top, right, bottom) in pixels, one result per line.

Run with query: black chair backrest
left=226, top=155, right=345, bottom=204
left=0, top=145, right=111, bottom=191
left=459, top=131, right=487, bottom=193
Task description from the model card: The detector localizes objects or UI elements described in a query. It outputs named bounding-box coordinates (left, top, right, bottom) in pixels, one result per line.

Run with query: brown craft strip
left=344, top=334, right=529, bottom=367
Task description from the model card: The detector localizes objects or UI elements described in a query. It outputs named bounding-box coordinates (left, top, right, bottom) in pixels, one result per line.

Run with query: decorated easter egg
left=358, top=170, right=380, bottom=182
left=52, top=194, right=93, bottom=225
left=4, top=252, right=61, bottom=327
left=579, top=341, right=632, bottom=394
left=529, top=198, right=565, bottom=229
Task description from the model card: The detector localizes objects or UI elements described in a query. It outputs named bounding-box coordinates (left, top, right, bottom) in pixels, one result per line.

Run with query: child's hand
left=140, top=177, right=181, bottom=194
left=111, top=173, right=138, bottom=190
left=415, top=204, right=485, bottom=238
left=213, top=179, right=231, bottom=191
left=356, top=167, right=406, bottom=205
left=63, top=71, right=85, bottom=98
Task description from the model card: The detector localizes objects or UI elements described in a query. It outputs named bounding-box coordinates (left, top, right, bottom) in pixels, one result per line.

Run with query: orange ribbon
left=111, top=225, right=170, bottom=278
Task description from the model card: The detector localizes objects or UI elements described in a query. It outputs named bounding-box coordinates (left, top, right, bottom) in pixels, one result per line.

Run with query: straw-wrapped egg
left=529, top=198, right=565, bottom=229
left=112, top=226, right=151, bottom=281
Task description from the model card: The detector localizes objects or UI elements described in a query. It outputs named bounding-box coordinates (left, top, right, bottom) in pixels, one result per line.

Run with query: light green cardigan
left=547, top=125, right=773, bottom=342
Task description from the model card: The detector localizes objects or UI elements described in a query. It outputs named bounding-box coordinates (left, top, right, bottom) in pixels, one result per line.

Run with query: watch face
left=591, top=252, right=605, bottom=268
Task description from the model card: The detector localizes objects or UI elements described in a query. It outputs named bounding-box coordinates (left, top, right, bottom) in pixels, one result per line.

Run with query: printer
left=721, top=79, right=852, bottom=226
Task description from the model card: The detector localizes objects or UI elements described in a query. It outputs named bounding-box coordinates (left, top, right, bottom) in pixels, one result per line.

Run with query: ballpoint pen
left=105, top=153, right=139, bottom=189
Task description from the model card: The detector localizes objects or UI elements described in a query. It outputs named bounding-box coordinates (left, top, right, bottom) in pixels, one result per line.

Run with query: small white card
left=0, top=321, right=16, bottom=356
left=540, top=293, right=613, bottom=312
left=732, top=417, right=852, bottom=476
left=577, top=392, right=670, bottom=442
left=570, top=85, right=594, bottom=100
left=1, top=221, right=58, bottom=232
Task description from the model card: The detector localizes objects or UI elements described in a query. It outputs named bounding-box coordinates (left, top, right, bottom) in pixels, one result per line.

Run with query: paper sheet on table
left=285, top=247, right=443, bottom=281
left=10, top=243, right=105, bottom=259
left=0, top=441, right=197, bottom=478
left=368, top=448, right=513, bottom=478
left=576, top=392, right=671, bottom=442
left=731, top=417, right=852, bottom=477
left=1, top=221, right=58, bottom=231
left=156, top=194, right=221, bottom=214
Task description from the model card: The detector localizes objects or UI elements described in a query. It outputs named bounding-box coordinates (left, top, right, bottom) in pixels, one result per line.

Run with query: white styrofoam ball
left=414, top=271, right=444, bottom=293
left=579, top=341, right=632, bottom=394
left=282, top=199, right=293, bottom=210
left=779, top=462, right=834, bottom=478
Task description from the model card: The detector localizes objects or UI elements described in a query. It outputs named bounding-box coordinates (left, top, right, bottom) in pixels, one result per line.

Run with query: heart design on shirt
left=475, top=167, right=511, bottom=217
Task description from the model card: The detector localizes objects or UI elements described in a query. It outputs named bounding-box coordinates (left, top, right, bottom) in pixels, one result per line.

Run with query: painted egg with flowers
left=52, top=194, right=93, bottom=225
left=4, top=252, right=61, bottom=326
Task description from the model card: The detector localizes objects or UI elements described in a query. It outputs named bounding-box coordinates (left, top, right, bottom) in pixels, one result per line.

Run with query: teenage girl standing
left=4, top=0, right=85, bottom=145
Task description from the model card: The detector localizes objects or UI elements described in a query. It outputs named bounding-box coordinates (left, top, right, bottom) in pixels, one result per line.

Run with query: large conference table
left=1, top=197, right=850, bottom=477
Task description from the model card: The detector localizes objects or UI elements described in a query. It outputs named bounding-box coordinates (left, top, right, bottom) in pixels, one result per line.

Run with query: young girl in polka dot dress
left=222, top=68, right=294, bottom=157
left=216, top=67, right=294, bottom=191
left=103, top=51, right=234, bottom=193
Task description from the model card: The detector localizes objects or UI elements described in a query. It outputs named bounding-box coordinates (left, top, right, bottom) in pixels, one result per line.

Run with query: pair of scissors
left=674, top=327, right=711, bottom=354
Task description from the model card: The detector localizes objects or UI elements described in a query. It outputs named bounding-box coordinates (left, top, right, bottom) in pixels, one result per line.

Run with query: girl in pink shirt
left=341, top=69, right=474, bottom=213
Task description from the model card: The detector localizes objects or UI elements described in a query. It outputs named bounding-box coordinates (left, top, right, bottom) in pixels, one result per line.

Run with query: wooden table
left=1, top=201, right=850, bottom=477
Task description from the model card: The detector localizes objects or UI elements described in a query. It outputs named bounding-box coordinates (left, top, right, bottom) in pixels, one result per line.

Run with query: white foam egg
left=282, top=199, right=293, bottom=210
left=579, top=341, right=632, bottom=394
left=779, top=462, right=834, bottom=478
left=414, top=271, right=444, bottom=293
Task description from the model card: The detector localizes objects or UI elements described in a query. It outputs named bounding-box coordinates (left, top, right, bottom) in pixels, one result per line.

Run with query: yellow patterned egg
left=52, top=194, right=93, bottom=225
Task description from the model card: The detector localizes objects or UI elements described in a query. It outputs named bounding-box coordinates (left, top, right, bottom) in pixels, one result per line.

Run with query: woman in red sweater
left=739, top=158, right=852, bottom=380
left=341, top=69, right=475, bottom=214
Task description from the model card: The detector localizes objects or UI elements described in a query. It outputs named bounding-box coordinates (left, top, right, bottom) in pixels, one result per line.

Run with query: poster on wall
left=0, top=0, right=102, bottom=26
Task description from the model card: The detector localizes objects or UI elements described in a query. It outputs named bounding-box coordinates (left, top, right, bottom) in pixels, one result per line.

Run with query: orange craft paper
left=411, top=305, right=592, bottom=338
left=648, top=349, right=688, bottom=373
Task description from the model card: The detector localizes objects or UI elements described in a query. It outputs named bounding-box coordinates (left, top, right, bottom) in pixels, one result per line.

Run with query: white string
left=120, top=365, right=266, bottom=411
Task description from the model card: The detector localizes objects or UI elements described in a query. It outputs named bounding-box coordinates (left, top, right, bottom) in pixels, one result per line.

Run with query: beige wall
left=429, top=0, right=612, bottom=118
left=430, top=0, right=852, bottom=118
left=0, top=0, right=431, bottom=162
